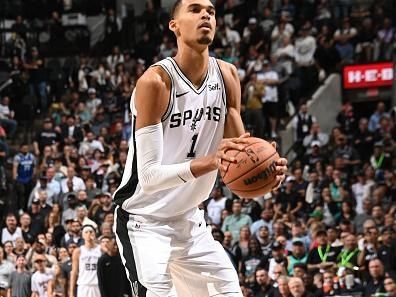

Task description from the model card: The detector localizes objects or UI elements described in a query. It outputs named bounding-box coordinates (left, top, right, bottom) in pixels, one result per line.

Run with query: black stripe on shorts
left=116, top=207, right=147, bottom=297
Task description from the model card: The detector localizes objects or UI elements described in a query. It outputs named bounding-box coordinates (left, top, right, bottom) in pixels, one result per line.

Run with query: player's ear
left=169, top=19, right=178, bottom=34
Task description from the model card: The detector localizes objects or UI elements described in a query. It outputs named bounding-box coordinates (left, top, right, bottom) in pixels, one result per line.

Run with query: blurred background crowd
left=0, top=0, right=395, bottom=297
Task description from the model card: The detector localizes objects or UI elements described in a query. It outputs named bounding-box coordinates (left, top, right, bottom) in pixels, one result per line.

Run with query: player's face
left=82, top=228, right=96, bottom=242
left=170, top=0, right=216, bottom=47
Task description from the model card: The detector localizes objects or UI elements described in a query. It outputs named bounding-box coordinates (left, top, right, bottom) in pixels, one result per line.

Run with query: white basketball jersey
left=114, top=57, right=227, bottom=219
left=77, top=245, right=101, bottom=286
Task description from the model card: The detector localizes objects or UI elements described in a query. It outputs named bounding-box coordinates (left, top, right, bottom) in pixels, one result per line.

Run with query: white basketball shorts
left=77, top=285, right=100, bottom=297
left=114, top=206, right=242, bottom=297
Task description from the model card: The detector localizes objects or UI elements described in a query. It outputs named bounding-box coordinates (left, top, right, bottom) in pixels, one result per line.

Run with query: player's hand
left=270, top=141, right=287, bottom=190
left=215, top=133, right=250, bottom=172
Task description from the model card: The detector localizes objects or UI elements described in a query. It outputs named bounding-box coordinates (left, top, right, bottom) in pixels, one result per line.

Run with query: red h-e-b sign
left=343, top=62, right=394, bottom=89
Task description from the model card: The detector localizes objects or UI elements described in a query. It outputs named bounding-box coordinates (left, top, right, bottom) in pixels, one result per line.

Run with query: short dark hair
left=170, top=0, right=183, bottom=19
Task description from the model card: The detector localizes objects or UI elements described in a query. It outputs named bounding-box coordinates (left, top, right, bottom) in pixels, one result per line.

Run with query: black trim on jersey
left=168, top=57, right=208, bottom=94
left=214, top=58, right=228, bottom=111
left=116, top=207, right=147, bottom=297
left=150, top=64, right=174, bottom=122
left=113, top=117, right=138, bottom=206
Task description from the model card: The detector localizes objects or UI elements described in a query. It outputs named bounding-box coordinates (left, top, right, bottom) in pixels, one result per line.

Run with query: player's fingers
left=220, top=141, right=246, bottom=152
left=276, top=157, right=288, bottom=166
left=272, top=174, right=285, bottom=190
left=275, top=165, right=288, bottom=174
left=238, top=132, right=250, bottom=139
left=218, top=151, right=236, bottom=163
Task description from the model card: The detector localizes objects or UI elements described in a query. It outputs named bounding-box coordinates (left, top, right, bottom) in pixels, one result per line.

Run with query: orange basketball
left=221, top=137, right=280, bottom=198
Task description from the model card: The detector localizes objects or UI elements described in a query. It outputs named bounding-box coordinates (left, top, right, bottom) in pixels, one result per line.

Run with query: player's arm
left=69, top=248, right=80, bottom=297
left=134, top=68, right=246, bottom=195
left=217, top=60, right=288, bottom=185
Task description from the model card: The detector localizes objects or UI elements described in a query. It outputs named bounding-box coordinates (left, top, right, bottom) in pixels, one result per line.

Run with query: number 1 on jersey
left=187, top=134, right=198, bottom=158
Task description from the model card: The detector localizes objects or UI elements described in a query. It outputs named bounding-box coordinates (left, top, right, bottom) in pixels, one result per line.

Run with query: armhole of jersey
left=214, top=58, right=228, bottom=115
left=150, top=64, right=174, bottom=122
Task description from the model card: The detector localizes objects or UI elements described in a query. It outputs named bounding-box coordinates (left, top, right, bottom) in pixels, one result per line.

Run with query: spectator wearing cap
left=222, top=200, right=252, bottom=243
left=365, top=258, right=387, bottom=297
left=61, top=193, right=78, bottom=225
left=25, top=237, right=57, bottom=270
left=287, top=238, right=308, bottom=275
left=307, top=229, right=339, bottom=274
left=28, top=173, right=56, bottom=208
left=268, top=242, right=288, bottom=280
left=30, top=254, right=53, bottom=297
left=286, top=222, right=311, bottom=252
left=1, top=214, right=23, bottom=246
left=8, top=254, right=31, bottom=297
left=60, top=166, right=85, bottom=195
left=91, top=192, right=114, bottom=227
left=256, top=225, right=273, bottom=259
left=378, top=226, right=396, bottom=274
left=0, top=246, right=15, bottom=294
left=302, top=122, right=329, bottom=152
left=86, top=88, right=102, bottom=116
left=60, top=115, right=83, bottom=147
left=252, top=267, right=274, bottom=297
left=97, top=236, right=131, bottom=297
left=370, top=141, right=392, bottom=176
left=60, top=219, right=82, bottom=248
left=243, top=17, right=265, bottom=53
left=32, top=119, right=59, bottom=157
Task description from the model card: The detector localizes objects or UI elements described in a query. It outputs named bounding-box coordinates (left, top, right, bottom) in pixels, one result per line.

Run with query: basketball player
left=113, top=0, right=288, bottom=296
left=69, top=225, right=101, bottom=297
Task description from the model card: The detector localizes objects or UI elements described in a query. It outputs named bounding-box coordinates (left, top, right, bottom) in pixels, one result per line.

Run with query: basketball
left=221, top=137, right=280, bottom=198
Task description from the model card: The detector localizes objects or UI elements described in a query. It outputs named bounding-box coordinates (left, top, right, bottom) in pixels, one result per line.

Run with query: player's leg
left=169, top=210, right=243, bottom=297
left=114, top=206, right=176, bottom=297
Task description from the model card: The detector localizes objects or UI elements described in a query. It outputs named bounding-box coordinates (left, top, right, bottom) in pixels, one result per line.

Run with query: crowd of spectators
left=0, top=0, right=395, bottom=297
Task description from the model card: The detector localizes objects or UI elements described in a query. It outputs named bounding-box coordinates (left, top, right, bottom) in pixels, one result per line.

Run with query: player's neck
left=85, top=242, right=96, bottom=249
left=173, top=46, right=209, bottom=88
